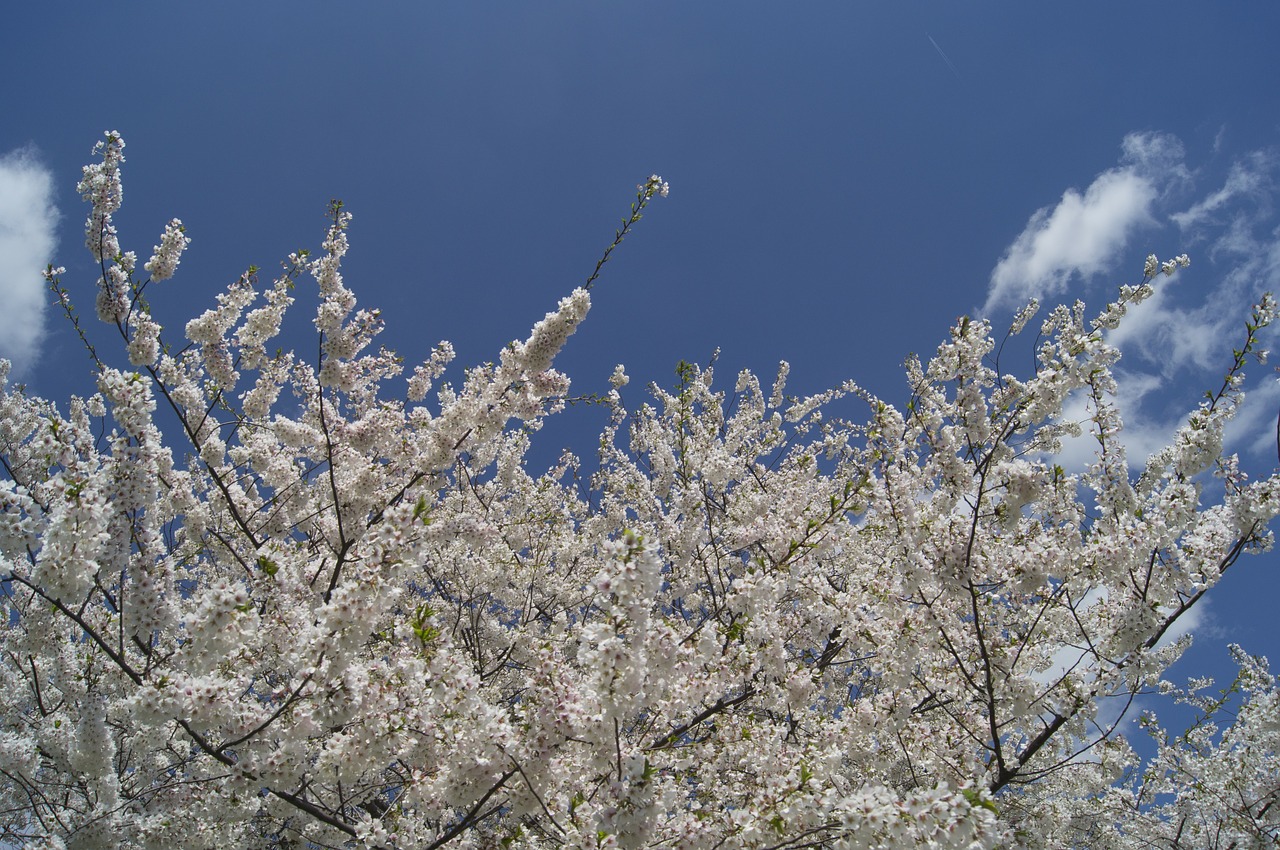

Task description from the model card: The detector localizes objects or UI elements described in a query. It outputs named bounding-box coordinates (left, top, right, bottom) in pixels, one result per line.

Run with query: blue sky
left=3, top=3, right=1280, bottom=725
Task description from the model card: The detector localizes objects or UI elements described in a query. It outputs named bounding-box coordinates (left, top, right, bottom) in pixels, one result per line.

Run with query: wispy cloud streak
left=926, top=33, right=964, bottom=86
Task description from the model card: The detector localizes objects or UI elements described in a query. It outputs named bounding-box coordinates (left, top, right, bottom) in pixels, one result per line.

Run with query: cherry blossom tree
left=1, top=132, right=1277, bottom=849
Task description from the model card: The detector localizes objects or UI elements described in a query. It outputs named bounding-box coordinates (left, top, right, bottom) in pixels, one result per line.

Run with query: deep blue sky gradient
left=3, top=2, right=1280, bottom=735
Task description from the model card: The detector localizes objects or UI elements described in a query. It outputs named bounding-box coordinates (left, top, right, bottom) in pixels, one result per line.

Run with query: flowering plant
left=0, top=134, right=1276, bottom=849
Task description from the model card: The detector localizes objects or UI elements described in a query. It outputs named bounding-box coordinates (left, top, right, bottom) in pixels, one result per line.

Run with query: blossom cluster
left=0, top=136, right=1277, bottom=849
left=143, top=218, right=190, bottom=282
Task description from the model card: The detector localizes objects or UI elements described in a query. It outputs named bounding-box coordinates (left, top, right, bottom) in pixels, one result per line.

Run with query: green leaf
left=962, top=787, right=999, bottom=814
left=411, top=604, right=441, bottom=650
left=413, top=494, right=431, bottom=525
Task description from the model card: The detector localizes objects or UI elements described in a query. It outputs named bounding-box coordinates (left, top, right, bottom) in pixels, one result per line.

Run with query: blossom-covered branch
left=0, top=133, right=1276, bottom=849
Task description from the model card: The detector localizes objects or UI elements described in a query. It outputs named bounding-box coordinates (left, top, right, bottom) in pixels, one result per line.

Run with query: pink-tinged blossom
left=407, top=341, right=455, bottom=402
left=143, top=218, right=190, bottom=281
left=76, top=131, right=124, bottom=262
left=511, top=287, right=591, bottom=375
left=127, top=313, right=161, bottom=366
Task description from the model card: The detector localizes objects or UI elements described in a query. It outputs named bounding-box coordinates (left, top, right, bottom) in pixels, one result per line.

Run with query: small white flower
left=639, top=174, right=670, bottom=198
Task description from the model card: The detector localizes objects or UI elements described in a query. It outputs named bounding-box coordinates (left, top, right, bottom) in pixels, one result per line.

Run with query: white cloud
left=1032, top=587, right=1107, bottom=686
left=1154, top=596, right=1214, bottom=652
left=1051, top=355, right=1279, bottom=478
left=1048, top=370, right=1173, bottom=474
left=1171, top=151, right=1275, bottom=234
left=998, top=133, right=1280, bottom=478
left=992, top=133, right=1280, bottom=762
left=984, top=132, right=1186, bottom=315
left=1104, top=278, right=1221, bottom=375
left=1224, top=376, right=1280, bottom=460
left=0, top=146, right=58, bottom=375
